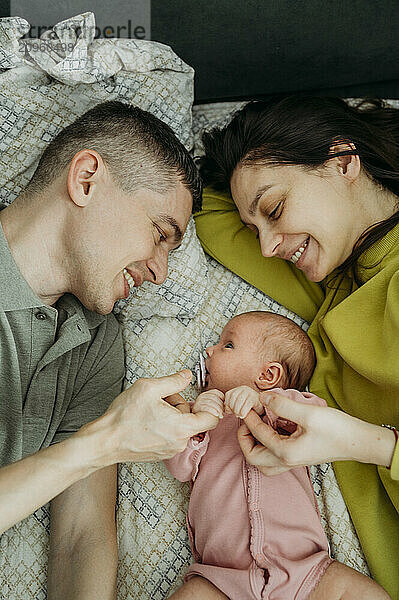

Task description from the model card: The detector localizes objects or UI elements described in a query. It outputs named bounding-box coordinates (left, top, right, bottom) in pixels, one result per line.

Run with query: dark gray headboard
left=152, top=0, right=399, bottom=103
left=2, top=0, right=399, bottom=103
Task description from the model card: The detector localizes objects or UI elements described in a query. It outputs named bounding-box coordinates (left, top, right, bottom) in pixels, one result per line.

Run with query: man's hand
left=0, top=371, right=222, bottom=536
left=164, top=393, right=191, bottom=414
left=192, top=389, right=225, bottom=420
left=77, top=370, right=221, bottom=467
left=224, top=386, right=264, bottom=418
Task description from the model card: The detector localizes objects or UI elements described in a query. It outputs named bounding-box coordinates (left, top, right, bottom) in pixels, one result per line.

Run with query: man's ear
left=326, top=141, right=360, bottom=182
left=256, top=362, right=285, bottom=390
left=67, top=149, right=102, bottom=207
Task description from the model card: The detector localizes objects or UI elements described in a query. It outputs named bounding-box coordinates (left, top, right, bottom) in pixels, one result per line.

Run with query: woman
left=194, top=96, right=399, bottom=599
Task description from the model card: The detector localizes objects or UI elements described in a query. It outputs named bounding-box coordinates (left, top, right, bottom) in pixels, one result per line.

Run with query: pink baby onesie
left=165, top=388, right=333, bottom=600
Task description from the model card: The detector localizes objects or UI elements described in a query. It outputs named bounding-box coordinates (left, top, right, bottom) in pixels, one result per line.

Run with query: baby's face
left=204, top=315, right=266, bottom=393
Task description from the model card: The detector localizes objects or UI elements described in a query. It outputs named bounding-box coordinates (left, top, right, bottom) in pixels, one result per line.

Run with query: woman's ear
left=256, top=362, right=285, bottom=390
left=327, top=141, right=360, bottom=182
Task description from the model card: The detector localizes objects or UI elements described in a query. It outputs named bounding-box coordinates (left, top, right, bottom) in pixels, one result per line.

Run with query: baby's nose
left=205, top=346, right=214, bottom=357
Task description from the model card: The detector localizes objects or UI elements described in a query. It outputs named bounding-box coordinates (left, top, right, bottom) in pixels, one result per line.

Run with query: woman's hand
left=237, top=389, right=397, bottom=476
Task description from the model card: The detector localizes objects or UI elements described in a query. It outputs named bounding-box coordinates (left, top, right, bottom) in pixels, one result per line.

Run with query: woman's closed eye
left=244, top=197, right=285, bottom=236
left=268, top=199, right=285, bottom=221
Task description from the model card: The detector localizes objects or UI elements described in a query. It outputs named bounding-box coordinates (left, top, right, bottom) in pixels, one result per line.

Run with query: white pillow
left=0, top=11, right=194, bottom=204
left=114, top=218, right=209, bottom=320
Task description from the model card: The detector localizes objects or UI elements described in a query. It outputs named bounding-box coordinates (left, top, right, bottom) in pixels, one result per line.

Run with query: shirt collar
left=57, top=293, right=106, bottom=329
left=0, top=205, right=45, bottom=311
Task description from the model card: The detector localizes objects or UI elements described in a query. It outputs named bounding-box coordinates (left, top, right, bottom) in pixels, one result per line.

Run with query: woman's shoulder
left=356, top=221, right=399, bottom=285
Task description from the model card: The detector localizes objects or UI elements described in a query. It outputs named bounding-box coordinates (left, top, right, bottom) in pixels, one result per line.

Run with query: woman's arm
left=237, top=390, right=397, bottom=476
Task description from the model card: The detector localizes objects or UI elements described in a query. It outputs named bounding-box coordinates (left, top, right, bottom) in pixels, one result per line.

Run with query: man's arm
left=0, top=371, right=218, bottom=535
left=47, top=465, right=117, bottom=600
left=0, top=434, right=95, bottom=536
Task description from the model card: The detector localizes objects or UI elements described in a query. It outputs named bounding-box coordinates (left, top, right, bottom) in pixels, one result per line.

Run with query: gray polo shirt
left=0, top=206, right=125, bottom=466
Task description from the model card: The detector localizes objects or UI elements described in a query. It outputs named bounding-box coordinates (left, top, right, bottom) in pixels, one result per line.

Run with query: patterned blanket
left=0, top=12, right=370, bottom=599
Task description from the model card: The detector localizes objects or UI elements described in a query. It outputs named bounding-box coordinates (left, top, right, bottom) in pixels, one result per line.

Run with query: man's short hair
left=26, top=100, right=202, bottom=211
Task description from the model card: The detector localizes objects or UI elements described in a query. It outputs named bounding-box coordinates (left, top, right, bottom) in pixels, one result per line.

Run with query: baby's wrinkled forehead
left=223, top=312, right=274, bottom=344
left=232, top=311, right=303, bottom=355
left=222, top=313, right=253, bottom=335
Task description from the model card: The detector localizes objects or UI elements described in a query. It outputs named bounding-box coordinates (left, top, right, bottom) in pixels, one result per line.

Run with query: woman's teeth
left=123, top=268, right=135, bottom=290
left=290, top=238, right=309, bottom=264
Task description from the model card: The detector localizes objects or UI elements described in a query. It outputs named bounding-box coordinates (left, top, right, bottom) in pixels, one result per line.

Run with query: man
left=0, top=101, right=215, bottom=599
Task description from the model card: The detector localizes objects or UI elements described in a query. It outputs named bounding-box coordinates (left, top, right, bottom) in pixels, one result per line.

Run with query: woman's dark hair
left=199, top=96, right=399, bottom=283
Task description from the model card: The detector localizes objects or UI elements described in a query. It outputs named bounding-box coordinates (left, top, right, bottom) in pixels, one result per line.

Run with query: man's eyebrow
left=248, top=184, right=274, bottom=216
left=158, top=214, right=184, bottom=244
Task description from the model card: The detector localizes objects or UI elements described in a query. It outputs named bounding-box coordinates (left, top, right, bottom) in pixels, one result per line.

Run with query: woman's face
left=230, top=162, right=365, bottom=282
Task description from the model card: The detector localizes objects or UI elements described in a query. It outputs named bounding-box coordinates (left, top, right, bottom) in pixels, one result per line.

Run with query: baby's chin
left=203, top=376, right=225, bottom=393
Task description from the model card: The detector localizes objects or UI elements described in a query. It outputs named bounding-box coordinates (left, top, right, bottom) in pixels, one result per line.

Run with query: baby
left=165, top=311, right=390, bottom=600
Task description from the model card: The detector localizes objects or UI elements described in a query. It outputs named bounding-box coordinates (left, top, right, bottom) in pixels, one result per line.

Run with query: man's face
left=72, top=178, right=192, bottom=314
left=204, top=315, right=267, bottom=393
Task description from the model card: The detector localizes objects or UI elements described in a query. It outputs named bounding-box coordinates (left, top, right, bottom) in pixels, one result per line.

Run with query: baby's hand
left=192, top=389, right=225, bottom=419
left=225, top=386, right=264, bottom=418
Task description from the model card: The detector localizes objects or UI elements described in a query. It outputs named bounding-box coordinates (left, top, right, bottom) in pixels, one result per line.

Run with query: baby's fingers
left=224, top=389, right=243, bottom=415
left=204, top=404, right=223, bottom=419
left=230, top=396, right=251, bottom=418
left=199, top=389, right=224, bottom=402
left=194, top=399, right=223, bottom=419
left=232, top=394, right=253, bottom=418
left=253, top=398, right=264, bottom=415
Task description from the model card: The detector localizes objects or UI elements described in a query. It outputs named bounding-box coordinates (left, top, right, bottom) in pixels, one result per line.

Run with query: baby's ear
left=256, top=362, right=284, bottom=390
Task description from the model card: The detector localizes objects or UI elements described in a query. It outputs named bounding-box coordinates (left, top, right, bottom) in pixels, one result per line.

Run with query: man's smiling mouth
left=123, top=268, right=135, bottom=290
